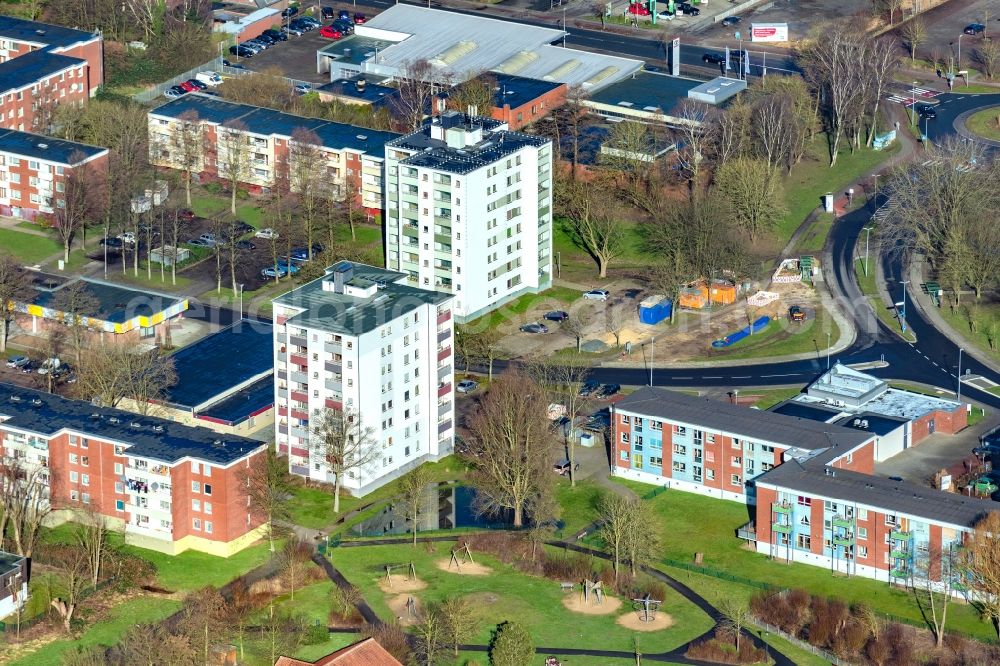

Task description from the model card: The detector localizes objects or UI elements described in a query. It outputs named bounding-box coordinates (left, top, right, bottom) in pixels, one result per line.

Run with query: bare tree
left=310, top=407, right=381, bottom=514
left=288, top=128, right=327, bottom=261
left=606, top=301, right=628, bottom=348
left=48, top=545, right=89, bottom=632
left=461, top=325, right=502, bottom=381
left=439, top=596, right=478, bottom=658
left=715, top=157, right=787, bottom=242
left=218, top=119, right=251, bottom=216
left=872, top=0, right=904, bottom=26
left=671, top=99, right=716, bottom=197
left=218, top=67, right=295, bottom=109
left=912, top=543, right=956, bottom=647
left=0, top=459, right=52, bottom=559
left=564, top=184, right=625, bottom=278
left=170, top=110, right=203, bottom=207
left=963, top=511, right=1000, bottom=638
left=862, top=37, right=899, bottom=146
left=176, top=586, right=228, bottom=665
left=449, top=73, right=497, bottom=116
left=0, top=254, right=30, bottom=353
left=599, top=492, right=631, bottom=584
left=399, top=464, right=432, bottom=547
left=599, top=120, right=664, bottom=214
left=73, top=507, right=114, bottom=589
left=413, top=603, right=446, bottom=666
left=974, top=38, right=1000, bottom=80
left=901, top=17, right=927, bottom=65
left=713, top=98, right=750, bottom=164
left=246, top=446, right=293, bottom=553
left=52, top=281, right=99, bottom=365
left=466, top=371, right=552, bottom=528
left=75, top=342, right=177, bottom=410
left=53, top=152, right=106, bottom=263
left=395, top=59, right=436, bottom=131
left=525, top=358, right=591, bottom=486
left=278, top=540, right=312, bottom=601
left=720, top=597, right=752, bottom=652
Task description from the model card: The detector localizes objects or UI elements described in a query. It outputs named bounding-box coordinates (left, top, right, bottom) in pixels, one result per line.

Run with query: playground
left=332, top=540, right=713, bottom=655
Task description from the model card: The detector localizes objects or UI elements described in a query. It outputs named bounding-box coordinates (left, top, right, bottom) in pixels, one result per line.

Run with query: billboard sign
left=750, top=22, right=788, bottom=42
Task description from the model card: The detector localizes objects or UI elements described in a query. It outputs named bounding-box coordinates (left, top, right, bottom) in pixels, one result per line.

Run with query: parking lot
left=234, top=18, right=345, bottom=84
left=915, top=0, right=997, bottom=67
left=875, top=415, right=999, bottom=487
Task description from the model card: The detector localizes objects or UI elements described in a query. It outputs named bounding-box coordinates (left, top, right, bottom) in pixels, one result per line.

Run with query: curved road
left=924, top=91, right=1000, bottom=147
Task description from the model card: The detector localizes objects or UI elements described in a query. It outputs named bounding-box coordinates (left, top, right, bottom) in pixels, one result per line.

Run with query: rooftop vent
left=37, top=143, right=48, bottom=150
left=131, top=422, right=142, bottom=428
left=35, top=29, right=46, bottom=36
left=31, top=399, right=41, bottom=406
left=108, top=416, right=120, bottom=424
left=356, top=134, right=368, bottom=140
left=824, top=467, right=835, bottom=477
left=90, top=412, right=101, bottom=419
left=9, top=395, right=21, bottom=402
left=153, top=425, right=164, bottom=432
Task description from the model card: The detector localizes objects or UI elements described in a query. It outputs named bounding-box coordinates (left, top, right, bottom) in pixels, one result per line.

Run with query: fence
left=219, top=63, right=317, bottom=95
left=132, top=57, right=226, bottom=104
left=753, top=620, right=854, bottom=666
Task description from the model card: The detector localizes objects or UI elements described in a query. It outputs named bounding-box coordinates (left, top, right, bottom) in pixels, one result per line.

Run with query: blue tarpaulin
left=712, top=316, right=771, bottom=348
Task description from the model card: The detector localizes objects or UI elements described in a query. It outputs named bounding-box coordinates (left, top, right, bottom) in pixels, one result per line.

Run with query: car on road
left=789, top=305, right=806, bottom=322
left=917, top=104, right=937, bottom=119
left=255, top=228, right=278, bottom=239
left=294, top=83, right=312, bottom=95
left=520, top=322, right=549, bottom=334
left=596, top=383, right=621, bottom=399
left=543, top=310, right=569, bottom=322
left=234, top=240, right=257, bottom=250
left=457, top=379, right=479, bottom=394
left=100, top=237, right=124, bottom=248
left=5, top=356, right=28, bottom=369
left=964, top=23, right=985, bottom=36
left=319, top=26, right=343, bottom=39
left=117, top=232, right=136, bottom=245
left=702, top=52, right=725, bottom=65
left=582, top=289, right=610, bottom=301
left=261, top=266, right=287, bottom=278
left=721, top=15, right=741, bottom=26
left=579, top=379, right=600, bottom=397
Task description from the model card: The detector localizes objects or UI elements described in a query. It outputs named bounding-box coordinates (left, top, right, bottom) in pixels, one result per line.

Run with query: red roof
left=274, top=637, right=402, bottom=666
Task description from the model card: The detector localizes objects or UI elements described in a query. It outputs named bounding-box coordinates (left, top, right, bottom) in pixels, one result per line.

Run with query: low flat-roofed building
left=120, top=323, right=274, bottom=436
left=315, top=75, right=399, bottom=107
left=489, top=73, right=566, bottom=130
left=584, top=71, right=705, bottom=124
left=687, top=76, right=747, bottom=105
left=17, top=274, right=187, bottom=344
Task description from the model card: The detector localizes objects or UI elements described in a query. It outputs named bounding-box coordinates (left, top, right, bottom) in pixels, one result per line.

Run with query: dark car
left=20, top=362, right=34, bottom=374
left=721, top=15, right=740, bottom=26
left=917, top=104, right=937, bottom=119
left=229, top=44, right=255, bottom=58
left=186, top=78, right=207, bottom=90
left=228, top=221, right=254, bottom=238
left=354, top=12, right=366, bottom=23
left=222, top=59, right=246, bottom=70
left=255, top=33, right=278, bottom=46
left=100, top=237, right=124, bottom=248
left=964, top=23, right=985, bottom=36
left=679, top=3, right=700, bottom=15
left=235, top=240, right=257, bottom=250
left=579, top=379, right=600, bottom=397
left=290, top=243, right=324, bottom=261
left=322, top=6, right=335, bottom=19
left=702, top=52, right=725, bottom=65
left=584, top=410, right=610, bottom=431
left=178, top=209, right=196, bottom=221
left=338, top=9, right=351, bottom=20
left=596, top=383, right=621, bottom=399
left=281, top=6, right=299, bottom=18
left=262, top=29, right=288, bottom=42
left=543, top=310, right=569, bottom=322
left=332, top=18, right=354, bottom=34
left=519, top=323, right=549, bottom=334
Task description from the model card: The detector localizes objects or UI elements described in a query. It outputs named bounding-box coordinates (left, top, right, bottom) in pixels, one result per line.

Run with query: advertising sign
left=750, top=22, right=788, bottom=42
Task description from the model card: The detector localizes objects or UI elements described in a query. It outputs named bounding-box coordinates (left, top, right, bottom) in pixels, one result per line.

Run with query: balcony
left=325, top=360, right=342, bottom=374
left=278, top=423, right=288, bottom=435
left=890, top=529, right=910, bottom=541
left=438, top=400, right=452, bottom=415
left=325, top=398, right=343, bottom=410
left=737, top=521, right=757, bottom=542
left=438, top=364, right=452, bottom=382
left=290, top=464, right=309, bottom=477
left=438, top=328, right=451, bottom=343
left=438, top=419, right=452, bottom=434
left=291, top=390, right=308, bottom=404
left=437, top=310, right=451, bottom=325
left=291, top=425, right=310, bottom=441
left=290, top=409, right=309, bottom=422
left=833, top=534, right=855, bottom=547
left=772, top=502, right=792, bottom=514
left=325, top=378, right=342, bottom=393
left=438, top=383, right=452, bottom=398
left=291, top=371, right=308, bottom=386
left=290, top=353, right=307, bottom=367
left=889, top=566, right=911, bottom=579
left=771, top=523, right=791, bottom=534
left=324, top=340, right=341, bottom=354
left=289, top=334, right=307, bottom=347
left=890, top=549, right=910, bottom=560
left=437, top=346, right=451, bottom=362
left=832, top=516, right=853, bottom=528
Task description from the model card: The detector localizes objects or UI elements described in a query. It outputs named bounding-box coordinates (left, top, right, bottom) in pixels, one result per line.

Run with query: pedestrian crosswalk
left=886, top=87, right=941, bottom=105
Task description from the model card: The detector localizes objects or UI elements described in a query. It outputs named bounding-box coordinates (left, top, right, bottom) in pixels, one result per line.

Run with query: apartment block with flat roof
left=272, top=261, right=455, bottom=495
left=384, top=111, right=553, bottom=321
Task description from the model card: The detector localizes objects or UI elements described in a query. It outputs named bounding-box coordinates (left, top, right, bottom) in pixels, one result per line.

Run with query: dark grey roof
left=0, top=129, right=106, bottom=165
left=0, top=49, right=83, bottom=94
left=835, top=412, right=908, bottom=437
left=0, top=551, right=24, bottom=575
left=317, top=76, right=399, bottom=107
left=163, top=323, right=273, bottom=410
left=491, top=73, right=564, bottom=109
left=755, top=461, right=991, bottom=529
left=0, top=16, right=98, bottom=49
left=29, top=276, right=183, bottom=324
left=149, top=95, right=400, bottom=153
left=616, top=387, right=872, bottom=451
left=588, top=71, right=703, bottom=114
left=388, top=111, right=548, bottom=174
left=198, top=376, right=274, bottom=426
left=769, top=400, right=841, bottom=423
left=274, top=261, right=451, bottom=336
left=0, top=384, right=265, bottom=466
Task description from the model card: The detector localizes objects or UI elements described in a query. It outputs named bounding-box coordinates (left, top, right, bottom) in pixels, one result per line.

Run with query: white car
left=255, top=228, right=279, bottom=239
left=117, top=232, right=136, bottom=245
left=582, top=289, right=610, bottom=301
left=195, top=71, right=223, bottom=87
left=294, top=83, right=311, bottom=95
left=37, top=357, right=61, bottom=375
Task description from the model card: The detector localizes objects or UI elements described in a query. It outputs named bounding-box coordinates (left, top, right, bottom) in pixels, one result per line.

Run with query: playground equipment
left=383, top=561, right=417, bottom=589
left=405, top=595, right=418, bottom=620
left=582, top=579, right=605, bottom=606
left=632, top=594, right=663, bottom=622
left=448, top=542, right=475, bottom=571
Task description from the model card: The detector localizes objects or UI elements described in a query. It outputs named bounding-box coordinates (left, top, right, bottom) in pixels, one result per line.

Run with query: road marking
left=731, top=376, right=751, bottom=379
left=704, top=376, right=723, bottom=379
left=761, top=373, right=799, bottom=378
left=673, top=376, right=692, bottom=380
left=932, top=362, right=940, bottom=367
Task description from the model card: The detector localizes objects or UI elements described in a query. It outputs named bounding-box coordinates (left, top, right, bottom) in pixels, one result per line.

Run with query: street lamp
left=649, top=336, right=654, bottom=387
left=863, top=226, right=874, bottom=277
left=910, top=81, right=917, bottom=125
left=237, top=283, right=245, bottom=322
left=900, top=280, right=911, bottom=332
left=957, top=347, right=964, bottom=404
left=827, top=331, right=832, bottom=370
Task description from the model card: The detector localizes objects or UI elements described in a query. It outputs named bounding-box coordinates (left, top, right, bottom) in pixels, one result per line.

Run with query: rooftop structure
left=687, top=76, right=747, bottom=105
left=275, top=637, right=403, bottom=665
left=0, top=384, right=264, bottom=465
left=804, top=363, right=887, bottom=406
left=585, top=71, right=704, bottom=123
left=327, top=6, right=642, bottom=91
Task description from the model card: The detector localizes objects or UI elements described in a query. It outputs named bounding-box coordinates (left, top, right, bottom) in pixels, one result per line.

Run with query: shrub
left=489, top=621, right=534, bottom=666
left=302, top=623, right=328, bottom=645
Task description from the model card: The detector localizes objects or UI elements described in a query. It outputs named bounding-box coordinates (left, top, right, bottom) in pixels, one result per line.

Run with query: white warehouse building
left=384, top=111, right=553, bottom=321
left=272, top=262, right=456, bottom=495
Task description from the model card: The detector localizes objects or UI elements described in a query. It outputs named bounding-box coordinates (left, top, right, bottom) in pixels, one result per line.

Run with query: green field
left=0, top=228, right=61, bottom=264
left=333, top=540, right=715, bottom=655
left=965, top=107, right=1000, bottom=140
left=937, top=299, right=1000, bottom=366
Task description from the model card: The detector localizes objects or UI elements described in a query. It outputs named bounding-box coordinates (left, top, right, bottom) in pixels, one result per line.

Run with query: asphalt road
left=923, top=91, right=1000, bottom=146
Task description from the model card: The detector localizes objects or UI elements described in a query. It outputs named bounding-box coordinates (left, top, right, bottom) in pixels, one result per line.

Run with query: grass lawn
left=965, top=108, right=1000, bottom=141
left=968, top=406, right=987, bottom=427
left=251, top=579, right=338, bottom=626
left=110, top=267, right=194, bottom=291
left=335, top=223, right=382, bottom=246
left=855, top=258, right=917, bottom=343
left=189, top=195, right=228, bottom=218
left=0, top=228, right=61, bottom=264
left=611, top=478, right=995, bottom=640
left=333, top=541, right=715, bottom=654
left=793, top=212, right=836, bottom=254
left=9, top=596, right=183, bottom=666
left=778, top=138, right=900, bottom=244
left=990, top=386, right=1000, bottom=397
left=747, top=386, right=804, bottom=409
left=235, top=204, right=266, bottom=227
left=553, top=217, right=649, bottom=281
left=937, top=299, right=1000, bottom=366
left=554, top=479, right=604, bottom=537
left=693, top=306, right=839, bottom=362
left=950, top=84, right=1000, bottom=94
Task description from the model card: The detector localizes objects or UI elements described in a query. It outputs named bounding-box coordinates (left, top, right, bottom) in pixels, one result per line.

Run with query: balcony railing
left=438, top=383, right=452, bottom=398
left=438, top=328, right=450, bottom=343
left=772, top=502, right=792, bottom=514
left=437, top=346, right=451, bottom=362
left=438, top=419, right=453, bottom=434
left=437, top=310, right=451, bottom=325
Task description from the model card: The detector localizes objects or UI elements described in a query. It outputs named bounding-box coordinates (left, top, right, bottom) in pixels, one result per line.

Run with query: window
left=633, top=453, right=643, bottom=468
left=672, top=461, right=686, bottom=473
left=797, top=534, right=811, bottom=550
left=192, top=499, right=201, bottom=511
left=81, top=474, right=89, bottom=486
left=204, top=502, right=212, bottom=515
left=80, top=439, right=88, bottom=449
left=885, top=514, right=897, bottom=526
left=192, top=461, right=200, bottom=474
left=70, top=490, right=79, bottom=501
left=858, top=508, right=868, bottom=521
left=858, top=527, right=868, bottom=540
left=620, top=432, right=630, bottom=443
left=204, top=483, right=212, bottom=496
left=620, top=450, right=629, bottom=461
left=797, top=496, right=812, bottom=506
left=731, top=457, right=742, bottom=466
left=192, top=481, right=201, bottom=493
left=858, top=545, right=868, bottom=559
left=799, top=514, right=810, bottom=526
left=115, top=482, right=123, bottom=493
left=69, top=453, right=78, bottom=464
left=115, top=500, right=125, bottom=511
left=706, top=434, right=715, bottom=444
left=205, top=522, right=213, bottom=534
left=193, top=518, right=202, bottom=531
left=82, top=493, right=90, bottom=504
left=673, top=425, right=686, bottom=436
left=634, top=417, right=642, bottom=428
left=81, top=456, right=89, bottom=466
left=825, top=501, right=838, bottom=512
left=70, top=471, right=78, bottom=483
left=706, top=469, right=715, bottom=480
left=705, top=450, right=715, bottom=463
left=114, top=463, right=123, bottom=475
left=730, top=474, right=741, bottom=486
left=621, top=414, right=630, bottom=424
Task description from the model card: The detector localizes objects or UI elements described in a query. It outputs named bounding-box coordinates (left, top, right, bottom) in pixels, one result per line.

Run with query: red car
left=178, top=209, right=196, bottom=221
left=627, top=2, right=651, bottom=15
left=354, top=13, right=366, bottom=23
left=178, top=80, right=199, bottom=92
left=319, top=26, right=343, bottom=39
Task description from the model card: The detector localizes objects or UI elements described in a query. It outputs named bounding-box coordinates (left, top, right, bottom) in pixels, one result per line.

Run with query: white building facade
left=384, top=111, right=553, bottom=321
left=272, top=262, right=456, bottom=495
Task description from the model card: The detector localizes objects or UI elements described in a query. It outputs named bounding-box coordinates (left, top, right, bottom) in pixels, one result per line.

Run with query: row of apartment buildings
left=612, top=381, right=975, bottom=586
left=0, top=17, right=107, bottom=221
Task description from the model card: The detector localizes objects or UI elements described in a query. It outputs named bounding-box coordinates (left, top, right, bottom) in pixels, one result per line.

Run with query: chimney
left=356, top=77, right=366, bottom=92
left=467, top=104, right=478, bottom=118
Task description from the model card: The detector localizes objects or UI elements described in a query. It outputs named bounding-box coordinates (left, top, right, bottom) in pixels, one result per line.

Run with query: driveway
left=874, top=417, right=998, bottom=484
left=239, top=25, right=337, bottom=84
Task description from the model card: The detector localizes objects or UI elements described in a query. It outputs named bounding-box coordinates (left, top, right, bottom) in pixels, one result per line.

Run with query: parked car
left=319, top=26, right=343, bottom=39
left=178, top=209, right=196, bottom=221
left=197, top=233, right=218, bottom=246
left=582, top=289, right=610, bottom=301
left=298, top=16, right=321, bottom=27
left=244, top=39, right=269, bottom=51
left=5, top=356, right=28, bottom=369
left=543, top=310, right=569, bottom=322
left=553, top=459, right=571, bottom=476
left=338, top=9, right=351, bottom=20
left=917, top=104, right=937, bottom=119
left=284, top=24, right=307, bottom=36
left=188, top=238, right=211, bottom=247
left=332, top=18, right=354, bottom=34
left=290, top=244, right=324, bottom=261
left=964, top=23, right=985, bottom=35
left=262, top=29, right=287, bottom=42
left=789, top=305, right=805, bottom=322
left=596, top=383, right=621, bottom=399
left=255, top=227, right=279, bottom=239
left=457, top=379, right=479, bottom=394
left=721, top=15, right=741, bottom=26
left=37, top=357, right=61, bottom=375
left=322, top=6, right=335, bottom=19
left=520, top=322, right=549, bottom=334
left=163, top=87, right=184, bottom=99
left=276, top=260, right=301, bottom=275
left=281, top=6, right=298, bottom=18
left=195, top=71, right=223, bottom=86
left=222, top=59, right=247, bottom=70
left=117, top=232, right=136, bottom=245
left=185, top=78, right=207, bottom=90
left=354, top=13, right=366, bottom=23
left=228, top=221, right=254, bottom=238
left=20, top=362, right=34, bottom=374
left=702, top=52, right=725, bottom=65
left=234, top=240, right=257, bottom=250
left=579, top=379, right=600, bottom=397
left=657, top=10, right=675, bottom=19
left=100, top=237, right=124, bottom=248
left=678, top=2, right=700, bottom=15
left=584, top=410, right=610, bottom=431
left=294, top=83, right=312, bottom=95
left=177, top=80, right=198, bottom=92
left=228, top=44, right=255, bottom=58
left=627, top=2, right=650, bottom=16
left=261, top=266, right=288, bottom=278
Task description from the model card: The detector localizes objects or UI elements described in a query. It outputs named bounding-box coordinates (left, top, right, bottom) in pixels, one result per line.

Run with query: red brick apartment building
left=147, top=95, right=400, bottom=216
left=613, top=387, right=985, bottom=589
left=0, top=130, right=108, bottom=220
left=489, top=74, right=567, bottom=131
left=0, top=385, right=268, bottom=556
left=0, top=17, right=103, bottom=132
